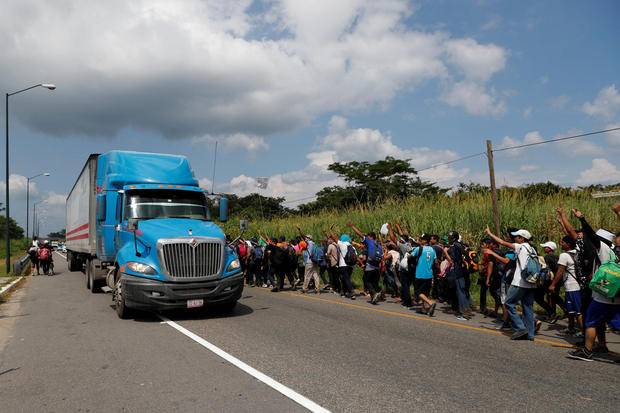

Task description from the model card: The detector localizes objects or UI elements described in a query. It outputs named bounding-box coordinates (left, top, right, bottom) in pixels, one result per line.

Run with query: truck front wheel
left=114, top=279, right=133, bottom=319
left=68, top=252, right=81, bottom=272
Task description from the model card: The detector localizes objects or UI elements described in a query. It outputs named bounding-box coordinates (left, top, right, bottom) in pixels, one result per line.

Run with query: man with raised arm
left=485, top=226, right=537, bottom=340
left=348, top=222, right=382, bottom=305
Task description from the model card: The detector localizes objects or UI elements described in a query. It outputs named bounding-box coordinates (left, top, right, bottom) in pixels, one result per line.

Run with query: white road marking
left=54, top=251, right=67, bottom=260
left=159, top=315, right=331, bottom=413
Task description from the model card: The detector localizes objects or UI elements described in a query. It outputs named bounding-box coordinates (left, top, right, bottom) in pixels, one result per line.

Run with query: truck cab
left=66, top=151, right=243, bottom=319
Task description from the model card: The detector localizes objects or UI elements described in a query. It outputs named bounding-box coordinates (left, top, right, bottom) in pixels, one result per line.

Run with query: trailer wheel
left=87, top=259, right=101, bottom=293
left=68, top=253, right=80, bottom=272
left=114, top=279, right=133, bottom=319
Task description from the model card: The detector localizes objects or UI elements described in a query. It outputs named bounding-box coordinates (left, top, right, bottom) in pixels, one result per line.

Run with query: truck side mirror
left=127, top=218, right=139, bottom=231
left=219, top=197, right=229, bottom=222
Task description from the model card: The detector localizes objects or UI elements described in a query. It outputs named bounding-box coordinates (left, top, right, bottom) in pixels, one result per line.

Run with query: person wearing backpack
left=560, top=208, right=620, bottom=361
left=549, top=236, right=583, bottom=337
left=296, top=228, right=321, bottom=294
left=444, top=231, right=472, bottom=320
left=28, top=239, right=40, bottom=276
left=38, top=240, right=53, bottom=275
left=485, top=227, right=537, bottom=340
left=348, top=223, right=382, bottom=305
left=337, top=233, right=356, bottom=300
left=325, top=235, right=342, bottom=294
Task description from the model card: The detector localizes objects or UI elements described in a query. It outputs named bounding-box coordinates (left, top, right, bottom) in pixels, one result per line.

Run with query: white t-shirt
left=593, top=242, right=619, bottom=305
left=511, top=243, right=537, bottom=289
left=337, top=241, right=350, bottom=267
left=557, top=251, right=580, bottom=292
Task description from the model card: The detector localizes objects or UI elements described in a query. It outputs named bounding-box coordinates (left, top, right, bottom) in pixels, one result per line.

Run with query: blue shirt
left=363, top=237, right=379, bottom=271
left=411, top=246, right=436, bottom=279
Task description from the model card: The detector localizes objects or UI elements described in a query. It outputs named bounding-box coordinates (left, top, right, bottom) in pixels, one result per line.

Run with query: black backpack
left=344, top=244, right=357, bottom=266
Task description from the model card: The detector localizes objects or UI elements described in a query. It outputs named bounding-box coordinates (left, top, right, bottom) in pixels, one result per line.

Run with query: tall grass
left=224, top=191, right=618, bottom=245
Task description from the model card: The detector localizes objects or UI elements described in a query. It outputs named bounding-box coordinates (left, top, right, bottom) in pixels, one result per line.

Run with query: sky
left=1, top=0, right=619, bottom=237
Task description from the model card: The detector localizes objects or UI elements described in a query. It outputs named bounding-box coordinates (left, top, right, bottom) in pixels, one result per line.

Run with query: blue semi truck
left=65, top=151, right=243, bottom=318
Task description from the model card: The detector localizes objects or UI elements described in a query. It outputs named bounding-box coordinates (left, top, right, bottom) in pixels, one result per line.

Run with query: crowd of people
left=27, top=236, right=55, bottom=276
left=235, top=203, right=620, bottom=362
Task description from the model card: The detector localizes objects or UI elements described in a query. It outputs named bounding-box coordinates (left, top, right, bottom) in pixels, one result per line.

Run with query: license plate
left=187, top=299, right=204, bottom=309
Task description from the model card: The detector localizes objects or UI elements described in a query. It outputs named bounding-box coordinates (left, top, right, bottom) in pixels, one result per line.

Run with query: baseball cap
left=596, top=228, right=614, bottom=244
left=420, top=233, right=431, bottom=242
left=305, top=234, right=313, bottom=241
left=340, top=234, right=351, bottom=243
left=511, top=229, right=532, bottom=240
left=539, top=241, right=557, bottom=251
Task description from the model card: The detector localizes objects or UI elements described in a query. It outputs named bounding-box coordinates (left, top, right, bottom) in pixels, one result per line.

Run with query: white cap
left=540, top=241, right=557, bottom=251
left=596, top=229, right=614, bottom=243
left=511, top=229, right=532, bottom=240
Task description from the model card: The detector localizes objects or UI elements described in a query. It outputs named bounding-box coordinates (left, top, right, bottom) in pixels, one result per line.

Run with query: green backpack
left=589, top=261, right=620, bottom=300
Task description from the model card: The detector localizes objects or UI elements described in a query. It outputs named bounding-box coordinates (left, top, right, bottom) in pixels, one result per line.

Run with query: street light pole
left=26, top=172, right=50, bottom=239
left=5, top=83, right=55, bottom=273
left=33, top=201, right=44, bottom=239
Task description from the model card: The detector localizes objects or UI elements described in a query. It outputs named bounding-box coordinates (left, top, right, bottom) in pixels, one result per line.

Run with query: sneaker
left=547, top=314, right=559, bottom=324
left=496, top=322, right=511, bottom=331
left=535, top=320, right=542, bottom=333
left=370, top=292, right=380, bottom=305
left=271, top=287, right=279, bottom=292
left=455, top=315, right=468, bottom=321
left=511, top=330, right=528, bottom=340
left=559, top=328, right=576, bottom=336
left=262, top=284, right=268, bottom=288
left=573, top=331, right=584, bottom=338
left=428, top=303, right=437, bottom=317
left=567, top=347, right=593, bottom=362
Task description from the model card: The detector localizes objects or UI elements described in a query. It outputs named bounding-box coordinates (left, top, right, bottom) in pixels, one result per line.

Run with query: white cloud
left=0, top=174, right=39, bottom=197
left=0, top=0, right=509, bottom=144
left=43, top=192, right=67, bottom=206
left=582, top=84, right=620, bottom=119
left=522, top=107, right=533, bottom=119
left=193, top=133, right=268, bottom=154
left=577, top=158, right=620, bottom=185
left=216, top=116, right=466, bottom=204
left=444, top=38, right=506, bottom=82
left=499, top=131, right=544, bottom=157
left=549, top=95, right=570, bottom=110
left=519, top=164, right=539, bottom=172
left=442, top=81, right=506, bottom=116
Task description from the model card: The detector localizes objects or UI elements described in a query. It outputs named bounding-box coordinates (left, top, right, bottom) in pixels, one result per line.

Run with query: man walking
left=485, top=226, right=537, bottom=340
left=348, top=223, right=382, bottom=305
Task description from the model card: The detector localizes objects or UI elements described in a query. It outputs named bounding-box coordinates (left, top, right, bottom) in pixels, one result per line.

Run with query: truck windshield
left=124, top=189, right=211, bottom=221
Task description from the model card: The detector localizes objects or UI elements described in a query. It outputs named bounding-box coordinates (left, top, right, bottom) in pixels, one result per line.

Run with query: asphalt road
left=1, top=254, right=618, bottom=412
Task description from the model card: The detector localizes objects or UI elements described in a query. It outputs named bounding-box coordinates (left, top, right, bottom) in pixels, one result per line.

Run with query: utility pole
left=486, top=139, right=500, bottom=234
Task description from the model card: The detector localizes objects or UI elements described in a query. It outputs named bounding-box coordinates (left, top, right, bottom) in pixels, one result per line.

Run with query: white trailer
left=65, top=154, right=99, bottom=272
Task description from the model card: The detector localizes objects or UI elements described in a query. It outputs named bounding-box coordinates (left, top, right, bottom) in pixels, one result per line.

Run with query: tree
left=300, top=156, right=447, bottom=211
left=0, top=215, right=25, bottom=239
left=47, top=229, right=66, bottom=239
left=224, top=193, right=291, bottom=220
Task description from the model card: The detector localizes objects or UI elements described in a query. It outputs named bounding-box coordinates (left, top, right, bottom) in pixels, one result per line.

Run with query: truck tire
left=114, top=278, right=133, bottom=320
left=86, top=259, right=99, bottom=293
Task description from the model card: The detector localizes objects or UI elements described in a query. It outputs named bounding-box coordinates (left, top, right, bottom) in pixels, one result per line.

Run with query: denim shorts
left=585, top=299, right=620, bottom=328
left=565, top=290, right=582, bottom=314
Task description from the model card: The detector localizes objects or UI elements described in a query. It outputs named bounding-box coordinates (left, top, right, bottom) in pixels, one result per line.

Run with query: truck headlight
left=227, top=259, right=240, bottom=272
left=126, top=261, right=156, bottom=275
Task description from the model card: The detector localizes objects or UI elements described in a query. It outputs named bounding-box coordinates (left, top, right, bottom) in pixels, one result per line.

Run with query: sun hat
left=511, top=229, right=532, bottom=240
left=539, top=241, right=557, bottom=251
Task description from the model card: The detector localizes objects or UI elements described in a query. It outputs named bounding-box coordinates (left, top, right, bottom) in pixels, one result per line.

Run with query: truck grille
left=160, top=240, right=223, bottom=279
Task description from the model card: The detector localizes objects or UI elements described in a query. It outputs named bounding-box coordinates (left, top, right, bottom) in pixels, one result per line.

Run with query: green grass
left=224, top=191, right=616, bottom=246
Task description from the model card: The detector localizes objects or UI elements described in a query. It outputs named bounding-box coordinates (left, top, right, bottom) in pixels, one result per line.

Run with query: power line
left=416, top=152, right=485, bottom=173
left=494, top=126, right=620, bottom=153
